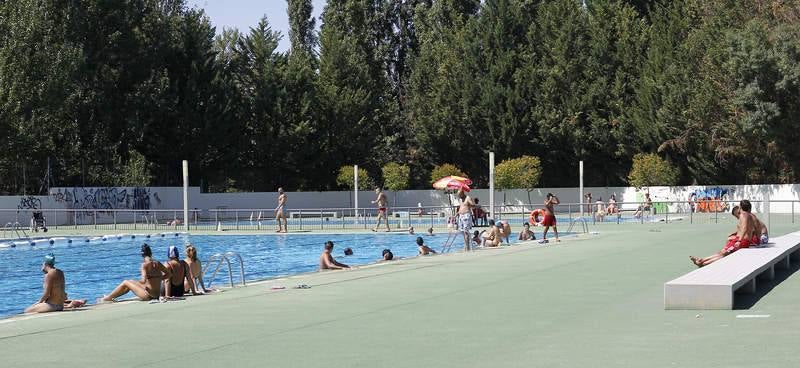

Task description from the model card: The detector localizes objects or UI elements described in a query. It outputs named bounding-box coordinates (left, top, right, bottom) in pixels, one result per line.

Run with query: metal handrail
left=566, top=217, right=589, bottom=234
left=202, top=252, right=246, bottom=288
left=2, top=222, right=28, bottom=239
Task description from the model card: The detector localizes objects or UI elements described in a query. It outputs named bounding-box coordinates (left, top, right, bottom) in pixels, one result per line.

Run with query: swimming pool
left=0, top=232, right=457, bottom=318
left=0, top=226, right=577, bottom=319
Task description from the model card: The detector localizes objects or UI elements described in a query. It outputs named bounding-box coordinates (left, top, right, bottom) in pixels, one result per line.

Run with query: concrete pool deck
left=2, top=222, right=800, bottom=367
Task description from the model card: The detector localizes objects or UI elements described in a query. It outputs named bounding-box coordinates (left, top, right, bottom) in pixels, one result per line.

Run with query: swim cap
left=168, top=245, right=179, bottom=259
left=43, top=253, right=55, bottom=266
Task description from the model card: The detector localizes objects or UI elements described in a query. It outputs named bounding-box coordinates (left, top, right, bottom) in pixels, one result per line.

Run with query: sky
left=186, top=0, right=327, bottom=52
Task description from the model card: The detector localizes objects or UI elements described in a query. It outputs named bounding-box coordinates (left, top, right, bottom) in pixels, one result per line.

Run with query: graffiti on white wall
left=50, top=187, right=158, bottom=212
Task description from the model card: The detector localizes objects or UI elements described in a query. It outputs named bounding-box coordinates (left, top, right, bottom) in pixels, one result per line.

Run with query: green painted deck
left=2, top=221, right=799, bottom=367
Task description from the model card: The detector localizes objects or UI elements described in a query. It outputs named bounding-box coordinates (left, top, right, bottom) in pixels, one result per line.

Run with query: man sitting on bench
left=690, top=200, right=758, bottom=267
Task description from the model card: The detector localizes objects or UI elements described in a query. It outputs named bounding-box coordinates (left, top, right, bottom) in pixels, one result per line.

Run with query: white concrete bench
left=392, top=211, right=410, bottom=218
left=289, top=211, right=338, bottom=219
left=664, top=231, right=800, bottom=309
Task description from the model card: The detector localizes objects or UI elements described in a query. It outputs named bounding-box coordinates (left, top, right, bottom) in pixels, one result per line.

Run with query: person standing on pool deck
left=540, top=193, right=560, bottom=243
left=275, top=187, right=288, bottom=233
left=25, top=253, right=66, bottom=313
left=102, top=244, right=171, bottom=302
left=320, top=241, right=350, bottom=270
left=457, top=188, right=476, bottom=251
left=371, top=187, right=390, bottom=232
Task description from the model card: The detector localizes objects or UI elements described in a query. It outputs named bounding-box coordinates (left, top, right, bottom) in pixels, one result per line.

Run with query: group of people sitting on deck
left=99, top=244, right=209, bottom=302
left=25, top=243, right=210, bottom=314
left=587, top=193, right=621, bottom=222
left=690, top=199, right=769, bottom=267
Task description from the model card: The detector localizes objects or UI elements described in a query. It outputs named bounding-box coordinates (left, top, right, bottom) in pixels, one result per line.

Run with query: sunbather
left=102, top=244, right=171, bottom=302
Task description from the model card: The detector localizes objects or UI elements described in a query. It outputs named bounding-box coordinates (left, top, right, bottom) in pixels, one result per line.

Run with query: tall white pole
left=182, top=160, right=189, bottom=232
left=489, top=152, right=495, bottom=219
left=354, top=165, right=359, bottom=222
left=579, top=161, right=584, bottom=216
left=764, top=189, right=770, bottom=233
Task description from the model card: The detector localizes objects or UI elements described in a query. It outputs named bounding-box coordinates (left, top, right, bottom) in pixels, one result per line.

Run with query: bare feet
left=689, top=256, right=703, bottom=267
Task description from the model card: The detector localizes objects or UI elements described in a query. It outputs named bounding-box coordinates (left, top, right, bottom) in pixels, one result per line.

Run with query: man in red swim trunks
left=690, top=201, right=758, bottom=267
left=539, top=193, right=560, bottom=244
left=371, top=187, right=390, bottom=232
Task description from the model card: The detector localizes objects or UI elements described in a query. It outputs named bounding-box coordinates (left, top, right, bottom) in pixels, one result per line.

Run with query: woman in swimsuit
left=184, top=245, right=208, bottom=293
left=162, top=246, right=197, bottom=297
left=102, top=244, right=170, bottom=302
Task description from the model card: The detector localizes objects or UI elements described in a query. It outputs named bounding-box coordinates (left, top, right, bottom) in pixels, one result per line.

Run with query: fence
left=1, top=199, right=796, bottom=237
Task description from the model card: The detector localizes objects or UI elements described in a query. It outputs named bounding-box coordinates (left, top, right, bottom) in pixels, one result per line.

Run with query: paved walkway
left=2, top=222, right=799, bottom=367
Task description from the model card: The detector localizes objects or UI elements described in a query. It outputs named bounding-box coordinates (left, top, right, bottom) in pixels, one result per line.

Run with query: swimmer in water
left=416, top=237, right=437, bottom=255
left=319, top=241, right=350, bottom=270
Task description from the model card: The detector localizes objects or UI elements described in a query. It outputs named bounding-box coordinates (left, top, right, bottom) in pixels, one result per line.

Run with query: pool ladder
left=203, top=252, right=246, bottom=288
left=1, top=222, right=28, bottom=239
left=566, top=217, right=589, bottom=234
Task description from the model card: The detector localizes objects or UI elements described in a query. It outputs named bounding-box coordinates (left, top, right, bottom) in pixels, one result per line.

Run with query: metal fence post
left=94, top=210, right=97, bottom=230
left=235, top=211, right=239, bottom=230
left=320, top=209, right=323, bottom=230
left=113, top=211, right=117, bottom=230
left=793, top=201, right=795, bottom=224
left=74, top=211, right=77, bottom=230
left=715, top=206, right=719, bottom=224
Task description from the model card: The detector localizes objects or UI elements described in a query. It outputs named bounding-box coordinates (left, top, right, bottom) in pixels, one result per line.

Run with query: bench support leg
left=777, top=256, right=791, bottom=270
left=740, top=278, right=757, bottom=294
left=791, top=250, right=800, bottom=262
left=761, top=265, right=775, bottom=281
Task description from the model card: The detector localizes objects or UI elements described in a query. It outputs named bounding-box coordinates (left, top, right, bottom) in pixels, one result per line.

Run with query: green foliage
left=495, top=156, right=542, bottom=191
left=382, top=163, right=411, bottom=192
left=627, top=153, right=679, bottom=188
left=114, top=150, right=153, bottom=187
left=336, top=166, right=375, bottom=190
left=1, top=0, right=800, bottom=193
left=430, top=164, right=467, bottom=185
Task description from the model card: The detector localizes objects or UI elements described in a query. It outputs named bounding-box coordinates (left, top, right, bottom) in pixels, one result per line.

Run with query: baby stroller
left=30, top=211, right=48, bottom=232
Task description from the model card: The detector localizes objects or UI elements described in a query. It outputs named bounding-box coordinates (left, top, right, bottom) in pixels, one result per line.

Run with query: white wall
left=1, top=184, right=798, bottom=226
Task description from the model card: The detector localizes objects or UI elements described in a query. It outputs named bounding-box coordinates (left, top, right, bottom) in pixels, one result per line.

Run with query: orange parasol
left=432, top=176, right=472, bottom=192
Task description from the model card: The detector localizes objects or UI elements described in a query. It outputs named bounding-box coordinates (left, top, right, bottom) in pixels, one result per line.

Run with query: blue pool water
left=0, top=232, right=457, bottom=318
left=0, top=227, right=574, bottom=319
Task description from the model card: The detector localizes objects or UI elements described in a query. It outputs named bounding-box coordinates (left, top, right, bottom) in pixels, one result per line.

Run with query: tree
left=336, top=166, right=375, bottom=190
left=430, top=163, right=467, bottom=185
left=627, top=153, right=679, bottom=190
left=114, top=150, right=153, bottom=187
left=382, top=162, right=411, bottom=207
left=494, top=156, right=542, bottom=205
left=287, top=0, right=317, bottom=55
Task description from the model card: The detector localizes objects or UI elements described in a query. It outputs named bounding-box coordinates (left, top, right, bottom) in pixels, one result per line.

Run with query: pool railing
left=0, top=199, right=792, bottom=236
